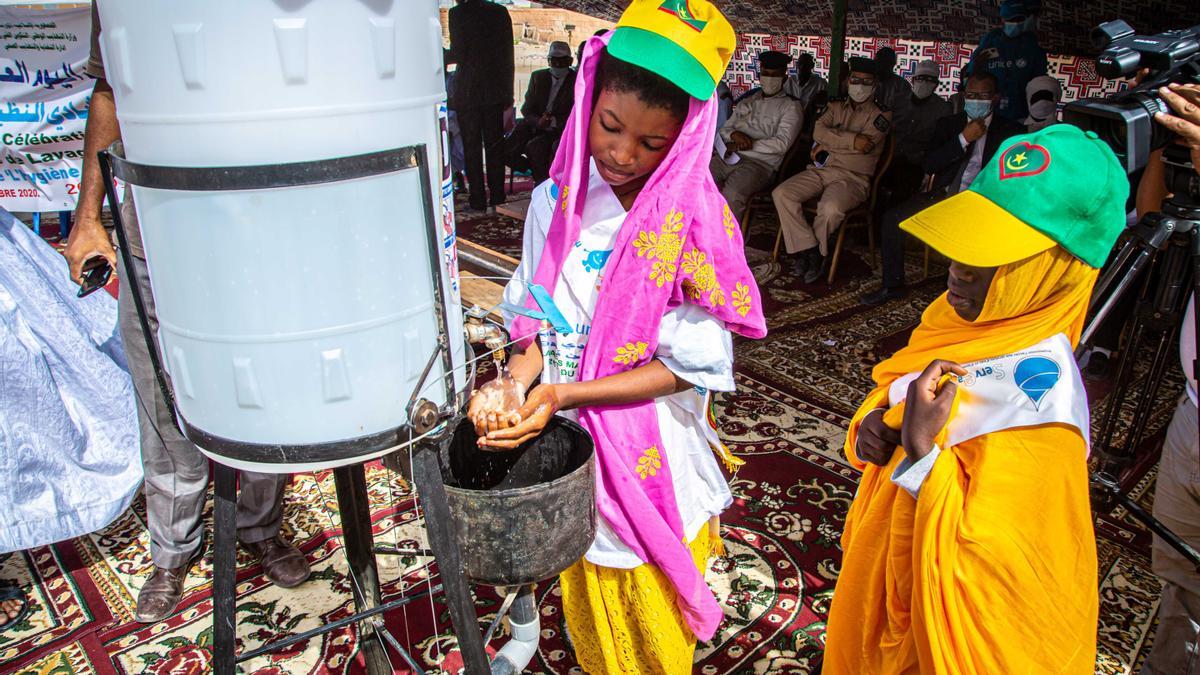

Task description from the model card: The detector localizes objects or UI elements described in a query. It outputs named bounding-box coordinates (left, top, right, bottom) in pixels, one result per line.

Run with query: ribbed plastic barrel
left=96, top=0, right=465, bottom=472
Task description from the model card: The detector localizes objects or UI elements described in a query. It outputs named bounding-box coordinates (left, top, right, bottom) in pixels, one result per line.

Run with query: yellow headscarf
left=845, top=246, right=1097, bottom=467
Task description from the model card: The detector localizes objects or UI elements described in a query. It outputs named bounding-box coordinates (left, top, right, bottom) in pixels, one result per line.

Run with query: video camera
left=1064, top=20, right=1200, bottom=174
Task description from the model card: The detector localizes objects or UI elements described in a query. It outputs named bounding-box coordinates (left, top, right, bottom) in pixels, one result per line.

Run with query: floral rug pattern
left=0, top=207, right=1173, bottom=673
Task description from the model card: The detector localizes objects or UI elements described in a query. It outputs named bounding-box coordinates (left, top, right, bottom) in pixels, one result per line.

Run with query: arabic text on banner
left=0, top=7, right=94, bottom=213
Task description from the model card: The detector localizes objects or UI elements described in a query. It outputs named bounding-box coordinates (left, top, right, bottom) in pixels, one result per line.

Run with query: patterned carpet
left=0, top=199, right=1176, bottom=674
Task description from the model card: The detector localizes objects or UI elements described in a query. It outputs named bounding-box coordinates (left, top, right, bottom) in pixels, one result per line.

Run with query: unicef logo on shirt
left=1013, top=356, right=1061, bottom=410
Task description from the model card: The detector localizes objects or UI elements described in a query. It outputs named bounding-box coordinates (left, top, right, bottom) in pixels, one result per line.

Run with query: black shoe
left=790, top=248, right=818, bottom=277
left=860, top=285, right=907, bottom=306
left=791, top=254, right=811, bottom=278
left=803, top=253, right=827, bottom=284
left=1085, top=351, right=1111, bottom=381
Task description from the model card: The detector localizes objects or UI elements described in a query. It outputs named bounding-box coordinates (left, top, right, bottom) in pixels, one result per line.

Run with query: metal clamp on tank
left=98, top=140, right=467, bottom=472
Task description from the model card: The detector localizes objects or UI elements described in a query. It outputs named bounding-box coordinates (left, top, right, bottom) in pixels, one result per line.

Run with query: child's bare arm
left=505, top=341, right=544, bottom=392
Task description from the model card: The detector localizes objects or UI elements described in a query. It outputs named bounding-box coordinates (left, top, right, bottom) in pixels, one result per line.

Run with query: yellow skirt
left=559, top=518, right=722, bottom=675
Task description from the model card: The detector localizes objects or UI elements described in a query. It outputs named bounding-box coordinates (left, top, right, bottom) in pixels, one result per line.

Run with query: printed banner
left=0, top=6, right=94, bottom=212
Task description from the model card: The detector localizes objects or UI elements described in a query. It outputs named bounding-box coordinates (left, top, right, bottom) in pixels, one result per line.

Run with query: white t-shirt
left=501, top=159, right=736, bottom=568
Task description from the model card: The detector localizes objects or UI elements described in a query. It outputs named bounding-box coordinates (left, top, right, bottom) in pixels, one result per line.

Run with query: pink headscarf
left=510, top=33, right=766, bottom=640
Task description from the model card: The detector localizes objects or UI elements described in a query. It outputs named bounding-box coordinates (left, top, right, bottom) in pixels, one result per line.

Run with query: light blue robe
left=0, top=208, right=141, bottom=552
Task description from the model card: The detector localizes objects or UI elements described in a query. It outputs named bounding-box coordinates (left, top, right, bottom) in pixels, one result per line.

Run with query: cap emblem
left=658, top=0, right=708, bottom=32
left=999, top=141, right=1051, bottom=180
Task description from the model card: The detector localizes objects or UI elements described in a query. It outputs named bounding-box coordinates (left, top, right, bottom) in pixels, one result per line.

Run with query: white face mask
left=848, top=83, right=874, bottom=103
left=549, top=66, right=570, bottom=78
left=912, top=81, right=937, bottom=100
left=1028, top=99, right=1057, bottom=121
left=760, top=76, right=784, bottom=96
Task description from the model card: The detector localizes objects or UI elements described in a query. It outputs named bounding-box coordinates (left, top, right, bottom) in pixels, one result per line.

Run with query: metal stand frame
left=1078, top=193, right=1200, bottom=571
left=98, top=144, right=498, bottom=673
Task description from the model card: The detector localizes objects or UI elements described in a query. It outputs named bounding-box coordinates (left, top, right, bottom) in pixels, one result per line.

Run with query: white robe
left=502, top=160, right=735, bottom=569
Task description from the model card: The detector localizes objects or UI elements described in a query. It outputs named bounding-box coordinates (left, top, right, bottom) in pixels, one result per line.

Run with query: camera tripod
left=1078, top=157, right=1200, bottom=571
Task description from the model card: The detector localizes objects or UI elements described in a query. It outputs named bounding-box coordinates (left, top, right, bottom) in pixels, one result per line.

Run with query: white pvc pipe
left=492, top=613, right=539, bottom=674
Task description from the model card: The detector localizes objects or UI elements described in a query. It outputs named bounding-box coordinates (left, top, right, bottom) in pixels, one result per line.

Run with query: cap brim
left=900, top=190, right=1057, bottom=267
left=608, top=26, right=713, bottom=100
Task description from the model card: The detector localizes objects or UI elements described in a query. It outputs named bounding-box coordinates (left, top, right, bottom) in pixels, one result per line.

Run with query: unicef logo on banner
left=1014, top=356, right=1061, bottom=410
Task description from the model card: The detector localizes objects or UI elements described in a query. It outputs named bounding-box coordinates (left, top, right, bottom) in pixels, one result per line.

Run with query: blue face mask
left=965, top=99, right=993, bottom=120
left=1003, top=21, right=1023, bottom=37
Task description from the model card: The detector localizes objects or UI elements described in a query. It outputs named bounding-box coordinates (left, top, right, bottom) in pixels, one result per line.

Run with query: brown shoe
left=135, top=561, right=193, bottom=623
left=241, top=535, right=310, bottom=589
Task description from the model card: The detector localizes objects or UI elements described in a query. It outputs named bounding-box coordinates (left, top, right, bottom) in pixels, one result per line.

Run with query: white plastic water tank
left=96, top=0, right=466, bottom=472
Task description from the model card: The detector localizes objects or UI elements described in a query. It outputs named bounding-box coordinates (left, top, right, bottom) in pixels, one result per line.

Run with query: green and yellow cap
left=607, top=0, right=736, bottom=101
left=901, top=124, right=1129, bottom=268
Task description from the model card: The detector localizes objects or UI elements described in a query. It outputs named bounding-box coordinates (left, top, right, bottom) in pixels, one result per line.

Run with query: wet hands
left=468, top=369, right=526, bottom=440
left=475, top=383, right=563, bottom=450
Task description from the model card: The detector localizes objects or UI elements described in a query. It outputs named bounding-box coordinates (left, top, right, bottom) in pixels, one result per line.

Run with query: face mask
left=549, top=66, right=569, bottom=78
left=912, top=81, right=937, bottom=100
left=760, top=76, right=784, bottom=96
left=1003, top=21, right=1023, bottom=38
left=965, top=99, right=993, bottom=120
left=848, top=83, right=874, bottom=103
left=1028, top=99, right=1056, bottom=121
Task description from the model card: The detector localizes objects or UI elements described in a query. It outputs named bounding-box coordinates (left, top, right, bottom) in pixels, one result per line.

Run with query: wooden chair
left=738, top=129, right=813, bottom=236
left=770, top=133, right=896, bottom=284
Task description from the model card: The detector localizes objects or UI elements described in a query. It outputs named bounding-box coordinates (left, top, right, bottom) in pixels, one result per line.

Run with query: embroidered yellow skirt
left=559, top=519, right=721, bottom=675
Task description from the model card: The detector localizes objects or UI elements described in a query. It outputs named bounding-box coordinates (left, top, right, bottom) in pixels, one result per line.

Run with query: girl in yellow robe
left=824, top=124, right=1129, bottom=673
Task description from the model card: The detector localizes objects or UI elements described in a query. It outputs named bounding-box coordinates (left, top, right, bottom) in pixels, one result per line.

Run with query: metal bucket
left=441, top=417, right=596, bottom=586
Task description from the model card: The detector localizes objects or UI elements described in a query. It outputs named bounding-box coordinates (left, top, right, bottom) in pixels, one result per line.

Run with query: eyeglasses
left=847, top=77, right=875, bottom=86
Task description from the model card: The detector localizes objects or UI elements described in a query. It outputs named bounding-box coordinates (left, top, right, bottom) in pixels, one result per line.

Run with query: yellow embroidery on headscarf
left=681, top=248, right=726, bottom=306
left=732, top=281, right=752, bottom=317
left=614, top=341, right=649, bottom=366
left=636, top=446, right=662, bottom=479
left=633, top=207, right=686, bottom=287
left=560, top=184, right=571, bottom=214
left=723, top=204, right=736, bottom=239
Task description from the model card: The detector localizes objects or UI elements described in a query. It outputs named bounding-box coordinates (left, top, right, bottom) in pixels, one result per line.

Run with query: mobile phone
left=814, top=150, right=830, bottom=167
left=78, top=257, right=113, bottom=298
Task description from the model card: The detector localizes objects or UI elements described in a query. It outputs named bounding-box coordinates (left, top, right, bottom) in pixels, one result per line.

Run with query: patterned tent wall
left=540, top=1, right=1200, bottom=105
left=538, top=0, right=1200, bottom=56
left=726, top=34, right=1122, bottom=106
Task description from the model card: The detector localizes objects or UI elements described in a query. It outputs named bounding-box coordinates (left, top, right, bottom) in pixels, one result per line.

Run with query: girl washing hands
left=466, top=2, right=765, bottom=671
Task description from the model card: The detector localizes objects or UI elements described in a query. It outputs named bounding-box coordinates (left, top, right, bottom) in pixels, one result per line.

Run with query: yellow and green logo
left=658, top=0, right=708, bottom=32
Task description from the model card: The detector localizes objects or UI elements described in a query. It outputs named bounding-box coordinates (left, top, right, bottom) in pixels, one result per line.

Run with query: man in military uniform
left=772, top=57, right=891, bottom=283
left=711, top=50, right=802, bottom=220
